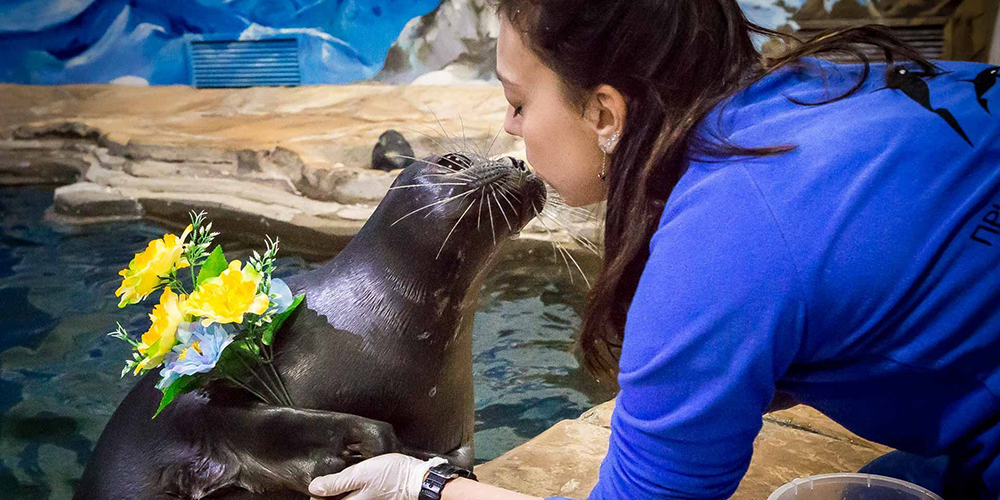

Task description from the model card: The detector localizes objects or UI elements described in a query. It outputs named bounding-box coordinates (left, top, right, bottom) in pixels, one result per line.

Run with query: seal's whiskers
left=495, top=185, right=521, bottom=210
left=458, top=114, right=475, bottom=159
left=425, top=108, right=476, bottom=159
left=403, top=125, right=474, bottom=166
left=532, top=209, right=593, bottom=288
left=491, top=188, right=513, bottom=232
left=545, top=191, right=602, bottom=223
left=559, top=244, right=591, bottom=288
left=486, top=189, right=497, bottom=246
left=538, top=210, right=601, bottom=255
left=391, top=154, right=475, bottom=182
left=456, top=113, right=494, bottom=162
left=392, top=188, right=477, bottom=226
left=389, top=182, right=467, bottom=191
left=532, top=201, right=577, bottom=284
left=414, top=172, right=475, bottom=183
left=477, top=187, right=487, bottom=230
left=494, top=186, right=524, bottom=236
left=526, top=185, right=602, bottom=287
left=485, top=126, right=504, bottom=159
left=533, top=201, right=561, bottom=263
left=437, top=200, right=477, bottom=260
left=539, top=187, right=602, bottom=252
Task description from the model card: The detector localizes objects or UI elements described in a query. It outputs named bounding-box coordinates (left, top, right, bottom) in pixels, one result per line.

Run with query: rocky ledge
left=0, top=84, right=600, bottom=259
left=478, top=399, right=893, bottom=499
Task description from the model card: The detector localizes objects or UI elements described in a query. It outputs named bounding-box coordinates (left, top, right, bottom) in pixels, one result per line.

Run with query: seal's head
left=363, top=151, right=546, bottom=274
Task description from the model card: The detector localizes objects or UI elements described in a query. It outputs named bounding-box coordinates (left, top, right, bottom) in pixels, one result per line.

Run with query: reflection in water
left=0, top=186, right=614, bottom=497
left=473, top=247, right=616, bottom=462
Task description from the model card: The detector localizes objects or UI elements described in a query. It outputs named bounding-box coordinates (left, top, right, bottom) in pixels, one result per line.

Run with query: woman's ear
left=585, top=84, right=628, bottom=153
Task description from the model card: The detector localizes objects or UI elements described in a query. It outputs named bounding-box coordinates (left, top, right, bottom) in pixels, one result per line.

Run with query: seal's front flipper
left=400, top=443, right=474, bottom=470
left=170, top=401, right=405, bottom=497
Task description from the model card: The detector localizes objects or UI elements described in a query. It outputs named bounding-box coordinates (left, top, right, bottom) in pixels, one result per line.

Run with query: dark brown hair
left=492, top=0, right=935, bottom=381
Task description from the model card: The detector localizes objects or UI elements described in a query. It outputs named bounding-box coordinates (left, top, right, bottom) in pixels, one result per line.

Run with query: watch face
left=431, top=464, right=461, bottom=477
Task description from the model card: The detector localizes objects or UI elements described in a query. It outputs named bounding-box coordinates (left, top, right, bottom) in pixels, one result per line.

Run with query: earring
left=598, top=131, right=619, bottom=181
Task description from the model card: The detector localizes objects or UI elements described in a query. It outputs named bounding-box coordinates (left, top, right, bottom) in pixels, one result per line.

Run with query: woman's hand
left=309, top=453, right=448, bottom=500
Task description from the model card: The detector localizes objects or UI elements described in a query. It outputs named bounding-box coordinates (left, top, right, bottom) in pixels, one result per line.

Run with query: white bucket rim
left=766, top=473, right=945, bottom=500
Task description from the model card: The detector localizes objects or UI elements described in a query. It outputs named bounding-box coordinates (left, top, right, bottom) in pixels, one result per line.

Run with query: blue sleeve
left=549, top=164, right=806, bottom=500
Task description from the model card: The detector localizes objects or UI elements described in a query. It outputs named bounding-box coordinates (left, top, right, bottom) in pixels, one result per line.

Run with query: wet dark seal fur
left=371, top=130, right=415, bottom=171
left=75, top=153, right=546, bottom=500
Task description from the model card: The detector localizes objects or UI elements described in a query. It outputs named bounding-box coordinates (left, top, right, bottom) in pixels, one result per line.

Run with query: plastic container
left=767, top=473, right=944, bottom=500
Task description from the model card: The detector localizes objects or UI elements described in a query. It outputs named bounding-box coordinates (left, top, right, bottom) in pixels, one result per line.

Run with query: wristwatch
left=418, top=462, right=477, bottom=500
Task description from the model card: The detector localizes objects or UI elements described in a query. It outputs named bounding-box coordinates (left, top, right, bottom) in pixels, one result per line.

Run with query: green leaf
left=215, top=339, right=258, bottom=379
left=261, top=294, right=305, bottom=346
left=196, top=245, right=227, bottom=287
left=215, top=339, right=261, bottom=380
left=153, top=375, right=198, bottom=419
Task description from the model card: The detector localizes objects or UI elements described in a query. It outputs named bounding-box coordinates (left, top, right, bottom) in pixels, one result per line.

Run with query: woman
left=309, top=0, right=1000, bottom=498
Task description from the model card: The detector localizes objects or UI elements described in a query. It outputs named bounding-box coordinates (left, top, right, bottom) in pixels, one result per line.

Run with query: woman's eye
left=513, top=105, right=523, bottom=117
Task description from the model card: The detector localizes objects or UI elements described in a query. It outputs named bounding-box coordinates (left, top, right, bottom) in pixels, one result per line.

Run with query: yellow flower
left=115, top=225, right=193, bottom=308
left=134, top=287, right=188, bottom=374
left=185, top=260, right=270, bottom=327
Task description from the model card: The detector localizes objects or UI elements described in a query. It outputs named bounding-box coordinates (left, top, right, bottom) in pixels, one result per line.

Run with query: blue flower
left=268, top=278, right=293, bottom=314
left=156, top=322, right=235, bottom=390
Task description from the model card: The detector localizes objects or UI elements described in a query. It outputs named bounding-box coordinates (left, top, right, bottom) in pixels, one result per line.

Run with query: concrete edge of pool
left=477, top=399, right=894, bottom=499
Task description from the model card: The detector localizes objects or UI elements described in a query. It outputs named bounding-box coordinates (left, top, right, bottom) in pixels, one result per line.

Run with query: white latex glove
left=309, top=453, right=449, bottom=500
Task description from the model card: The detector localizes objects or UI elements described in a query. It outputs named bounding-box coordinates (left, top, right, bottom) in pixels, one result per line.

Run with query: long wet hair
left=492, top=0, right=935, bottom=381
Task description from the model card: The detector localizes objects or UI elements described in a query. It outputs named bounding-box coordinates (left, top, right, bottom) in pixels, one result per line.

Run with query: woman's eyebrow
left=497, top=70, right=521, bottom=89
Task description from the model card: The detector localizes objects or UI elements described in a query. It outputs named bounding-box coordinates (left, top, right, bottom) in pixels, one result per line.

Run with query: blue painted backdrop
left=0, top=0, right=441, bottom=85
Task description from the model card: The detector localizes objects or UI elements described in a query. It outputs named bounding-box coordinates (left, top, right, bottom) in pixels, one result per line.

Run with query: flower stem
left=232, top=346, right=284, bottom=405
left=251, top=350, right=292, bottom=407
left=265, top=359, right=294, bottom=408
left=224, top=375, right=274, bottom=405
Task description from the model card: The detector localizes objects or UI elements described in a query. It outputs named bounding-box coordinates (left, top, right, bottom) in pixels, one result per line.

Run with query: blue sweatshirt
left=549, top=59, right=1000, bottom=499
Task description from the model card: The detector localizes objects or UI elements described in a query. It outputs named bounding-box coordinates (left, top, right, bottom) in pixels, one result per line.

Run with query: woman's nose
left=504, top=107, right=522, bottom=138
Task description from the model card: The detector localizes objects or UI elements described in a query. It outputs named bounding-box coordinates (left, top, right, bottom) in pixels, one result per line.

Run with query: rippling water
left=0, top=185, right=614, bottom=498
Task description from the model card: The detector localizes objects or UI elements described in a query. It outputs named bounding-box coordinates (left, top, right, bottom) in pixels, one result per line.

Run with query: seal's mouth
left=387, top=152, right=547, bottom=258
left=432, top=152, right=546, bottom=231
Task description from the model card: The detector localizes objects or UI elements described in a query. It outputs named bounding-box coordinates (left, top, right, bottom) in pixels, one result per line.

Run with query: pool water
left=0, top=185, right=614, bottom=499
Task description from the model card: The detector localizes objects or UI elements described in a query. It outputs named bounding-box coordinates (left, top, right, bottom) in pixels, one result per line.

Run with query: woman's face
left=496, top=18, right=608, bottom=207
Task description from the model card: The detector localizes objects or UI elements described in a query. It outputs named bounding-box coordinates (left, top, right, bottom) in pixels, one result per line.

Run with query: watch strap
left=418, top=463, right=477, bottom=500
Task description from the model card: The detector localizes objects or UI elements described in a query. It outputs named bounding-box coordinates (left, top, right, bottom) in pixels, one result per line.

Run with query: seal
left=74, top=152, right=546, bottom=500
left=371, top=129, right=415, bottom=171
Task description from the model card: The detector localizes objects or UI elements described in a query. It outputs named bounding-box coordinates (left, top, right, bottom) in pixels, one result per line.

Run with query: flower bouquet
left=108, top=211, right=304, bottom=417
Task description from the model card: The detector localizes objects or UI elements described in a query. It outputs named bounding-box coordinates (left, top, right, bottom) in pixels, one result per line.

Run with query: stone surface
left=478, top=418, right=610, bottom=499
left=0, top=83, right=592, bottom=257
left=12, top=122, right=105, bottom=142
left=240, top=146, right=306, bottom=184
left=0, top=149, right=88, bottom=185
left=0, top=84, right=519, bottom=171
left=52, top=182, right=143, bottom=219
left=477, top=400, right=893, bottom=499
left=298, top=167, right=399, bottom=205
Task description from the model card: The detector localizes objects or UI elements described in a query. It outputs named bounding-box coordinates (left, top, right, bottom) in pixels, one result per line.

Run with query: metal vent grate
left=796, top=22, right=946, bottom=63
left=190, top=38, right=301, bottom=88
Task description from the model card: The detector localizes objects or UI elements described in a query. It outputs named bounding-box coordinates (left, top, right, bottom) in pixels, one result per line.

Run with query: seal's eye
left=439, top=153, right=472, bottom=171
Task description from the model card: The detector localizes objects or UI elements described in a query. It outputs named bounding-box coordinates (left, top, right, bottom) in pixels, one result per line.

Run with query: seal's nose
left=506, top=157, right=529, bottom=173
